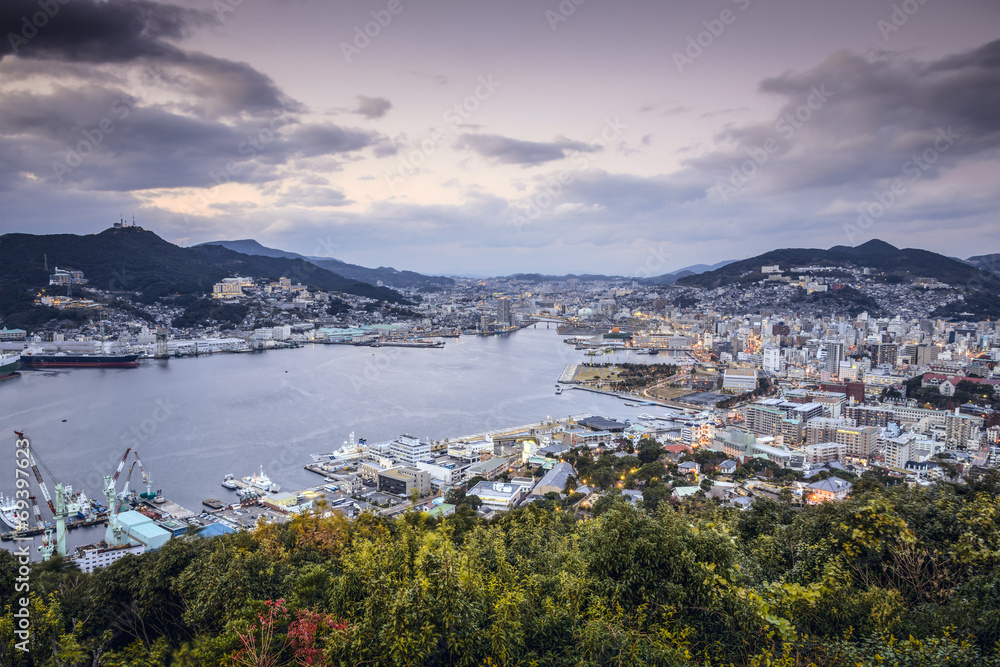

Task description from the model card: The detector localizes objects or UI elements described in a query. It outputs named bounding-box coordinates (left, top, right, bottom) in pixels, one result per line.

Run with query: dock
left=141, top=497, right=196, bottom=520
left=1, top=513, right=108, bottom=541
left=558, top=364, right=579, bottom=383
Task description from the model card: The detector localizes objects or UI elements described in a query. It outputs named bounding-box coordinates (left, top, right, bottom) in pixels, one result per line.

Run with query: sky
left=1, top=0, right=998, bottom=277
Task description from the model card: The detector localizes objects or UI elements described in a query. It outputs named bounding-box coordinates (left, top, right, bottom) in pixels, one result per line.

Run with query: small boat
left=0, top=494, right=22, bottom=530
left=243, top=466, right=280, bottom=493
left=555, top=386, right=563, bottom=395
left=221, top=474, right=238, bottom=490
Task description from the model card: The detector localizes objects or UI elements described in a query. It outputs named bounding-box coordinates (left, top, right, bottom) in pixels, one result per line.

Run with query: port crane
left=28, top=496, right=55, bottom=561
left=103, top=448, right=131, bottom=546
left=115, top=461, right=138, bottom=514
left=133, top=452, right=158, bottom=500
left=14, top=431, right=68, bottom=559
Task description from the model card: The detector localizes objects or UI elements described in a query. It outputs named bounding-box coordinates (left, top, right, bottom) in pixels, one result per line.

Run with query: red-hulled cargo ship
left=19, top=352, right=139, bottom=368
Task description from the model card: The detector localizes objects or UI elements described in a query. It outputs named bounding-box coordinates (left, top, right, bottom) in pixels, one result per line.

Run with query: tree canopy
left=3, top=477, right=1000, bottom=666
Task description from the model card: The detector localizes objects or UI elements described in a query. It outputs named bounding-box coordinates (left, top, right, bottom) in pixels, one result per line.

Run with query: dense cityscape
left=2, top=0, right=999, bottom=663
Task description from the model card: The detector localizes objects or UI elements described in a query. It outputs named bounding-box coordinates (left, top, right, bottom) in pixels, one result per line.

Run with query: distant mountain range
left=0, top=226, right=408, bottom=329
left=196, top=239, right=454, bottom=289
left=495, top=260, right=738, bottom=285
left=965, top=253, right=1000, bottom=275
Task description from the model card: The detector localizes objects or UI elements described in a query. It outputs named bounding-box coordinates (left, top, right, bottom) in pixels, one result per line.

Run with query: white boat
left=243, top=466, right=280, bottom=493
left=555, top=386, right=563, bottom=394
left=221, top=474, right=238, bottom=490
left=0, top=493, right=22, bottom=530
left=311, top=432, right=367, bottom=461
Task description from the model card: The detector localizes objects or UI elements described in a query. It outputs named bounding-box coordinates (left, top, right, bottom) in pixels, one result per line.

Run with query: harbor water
left=1, top=326, right=682, bottom=555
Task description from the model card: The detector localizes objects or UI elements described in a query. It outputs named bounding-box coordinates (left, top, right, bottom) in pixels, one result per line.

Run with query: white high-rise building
left=763, top=347, right=782, bottom=373
left=389, top=434, right=432, bottom=465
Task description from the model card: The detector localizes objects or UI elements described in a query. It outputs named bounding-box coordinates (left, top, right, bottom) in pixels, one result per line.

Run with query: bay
left=1, top=325, right=681, bottom=556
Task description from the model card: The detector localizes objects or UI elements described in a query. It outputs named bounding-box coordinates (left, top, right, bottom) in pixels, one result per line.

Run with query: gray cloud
left=686, top=39, right=1000, bottom=194
left=354, top=96, right=392, bottom=120
left=0, top=86, right=387, bottom=191
left=1, top=0, right=295, bottom=119
left=1, top=0, right=209, bottom=62
left=454, top=134, right=601, bottom=166
left=280, top=124, right=381, bottom=159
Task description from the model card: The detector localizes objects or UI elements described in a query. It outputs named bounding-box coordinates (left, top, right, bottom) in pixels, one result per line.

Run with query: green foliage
left=3, top=482, right=1000, bottom=666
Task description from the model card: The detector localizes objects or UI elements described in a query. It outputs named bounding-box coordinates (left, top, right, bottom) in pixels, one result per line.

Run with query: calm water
left=1, top=326, right=679, bottom=555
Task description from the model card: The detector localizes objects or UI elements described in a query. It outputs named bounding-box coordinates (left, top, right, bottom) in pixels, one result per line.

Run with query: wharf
left=565, top=384, right=680, bottom=408
left=436, top=414, right=593, bottom=449
left=304, top=462, right=356, bottom=480
left=140, top=497, right=196, bottom=520
left=558, top=364, right=579, bottom=383
left=1, top=513, right=108, bottom=541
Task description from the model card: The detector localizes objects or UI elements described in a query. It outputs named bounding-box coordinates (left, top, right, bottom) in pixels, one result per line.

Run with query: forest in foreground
left=2, top=475, right=1000, bottom=667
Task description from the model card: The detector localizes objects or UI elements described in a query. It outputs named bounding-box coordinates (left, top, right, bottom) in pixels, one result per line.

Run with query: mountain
left=966, top=253, right=1000, bottom=275
left=827, top=239, right=900, bottom=255
left=675, top=239, right=1000, bottom=290
left=674, top=239, right=1000, bottom=318
left=197, top=239, right=454, bottom=289
left=0, top=226, right=408, bottom=328
left=495, top=261, right=737, bottom=285
left=197, top=239, right=306, bottom=261
left=640, top=259, right=738, bottom=285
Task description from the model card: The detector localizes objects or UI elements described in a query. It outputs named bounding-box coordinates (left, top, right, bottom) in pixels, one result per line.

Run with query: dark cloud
left=281, top=125, right=380, bottom=159
left=454, top=134, right=601, bottom=166
left=354, top=96, right=392, bottom=119
left=686, top=40, right=1000, bottom=194
left=1, top=0, right=210, bottom=62
left=0, top=86, right=387, bottom=191
left=1, top=0, right=295, bottom=119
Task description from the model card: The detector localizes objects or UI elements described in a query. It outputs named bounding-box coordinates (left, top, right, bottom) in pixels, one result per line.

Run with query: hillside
left=197, top=239, right=455, bottom=289
left=676, top=239, right=1000, bottom=292
left=2, top=480, right=998, bottom=666
left=967, top=253, right=1000, bottom=275
left=640, top=259, right=738, bottom=285
left=0, top=226, right=407, bottom=328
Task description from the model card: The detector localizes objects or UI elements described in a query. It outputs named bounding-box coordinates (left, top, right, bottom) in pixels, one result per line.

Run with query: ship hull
left=19, top=354, right=139, bottom=368
left=0, top=357, right=20, bottom=379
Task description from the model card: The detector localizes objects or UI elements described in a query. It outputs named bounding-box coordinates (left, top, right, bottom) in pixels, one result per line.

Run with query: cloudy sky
left=1, top=0, right=997, bottom=276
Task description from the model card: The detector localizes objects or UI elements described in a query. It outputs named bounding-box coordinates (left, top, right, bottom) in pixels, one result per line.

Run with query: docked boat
left=243, top=466, right=280, bottom=493
left=0, top=494, right=22, bottom=530
left=0, top=353, right=20, bottom=379
left=19, top=350, right=139, bottom=368
left=555, top=386, right=563, bottom=395
left=221, top=474, right=238, bottom=490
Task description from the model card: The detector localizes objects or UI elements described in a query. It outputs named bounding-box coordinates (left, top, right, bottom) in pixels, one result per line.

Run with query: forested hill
left=197, top=239, right=455, bottom=289
left=0, top=226, right=408, bottom=303
left=2, top=477, right=999, bottom=666
left=676, top=239, right=1000, bottom=291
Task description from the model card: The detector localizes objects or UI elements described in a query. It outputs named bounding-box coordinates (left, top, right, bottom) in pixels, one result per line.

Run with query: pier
left=1, top=513, right=108, bottom=541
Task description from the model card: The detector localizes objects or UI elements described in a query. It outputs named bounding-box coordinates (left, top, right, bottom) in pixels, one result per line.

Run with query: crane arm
left=23, top=447, right=55, bottom=517
left=111, top=448, right=131, bottom=482
left=134, top=452, right=150, bottom=488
